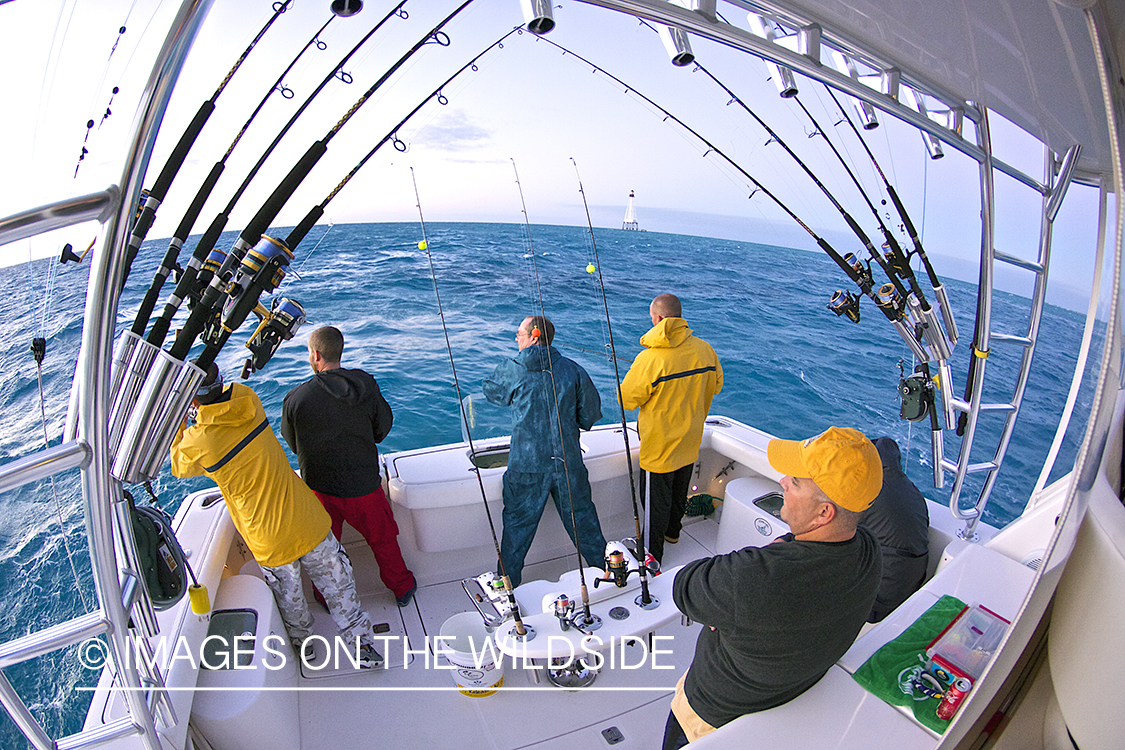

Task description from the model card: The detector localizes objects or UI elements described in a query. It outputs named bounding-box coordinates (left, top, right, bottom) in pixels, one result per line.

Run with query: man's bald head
left=650, top=293, right=682, bottom=324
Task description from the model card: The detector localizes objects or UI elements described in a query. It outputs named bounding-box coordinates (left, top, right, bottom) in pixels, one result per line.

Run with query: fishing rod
left=285, top=25, right=521, bottom=249
left=121, top=0, right=295, bottom=288
left=129, top=12, right=341, bottom=342
left=511, top=158, right=599, bottom=632
left=692, top=63, right=913, bottom=311
left=824, top=85, right=959, bottom=346
left=146, top=0, right=412, bottom=349
left=232, top=26, right=519, bottom=380
left=172, top=0, right=477, bottom=369
left=571, top=157, right=656, bottom=610
left=536, top=37, right=929, bottom=363
left=411, top=167, right=531, bottom=641
left=788, top=92, right=954, bottom=366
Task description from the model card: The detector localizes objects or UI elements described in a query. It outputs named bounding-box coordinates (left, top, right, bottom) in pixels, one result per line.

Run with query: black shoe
left=396, top=582, right=417, bottom=608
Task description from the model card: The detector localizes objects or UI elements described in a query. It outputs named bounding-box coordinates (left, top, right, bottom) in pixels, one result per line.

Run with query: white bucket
left=438, top=612, right=505, bottom=697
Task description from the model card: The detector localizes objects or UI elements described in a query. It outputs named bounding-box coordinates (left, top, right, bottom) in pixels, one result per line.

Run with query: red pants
left=313, top=487, right=415, bottom=599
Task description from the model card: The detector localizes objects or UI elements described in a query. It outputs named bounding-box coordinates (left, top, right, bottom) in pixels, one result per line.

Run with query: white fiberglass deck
left=288, top=518, right=720, bottom=749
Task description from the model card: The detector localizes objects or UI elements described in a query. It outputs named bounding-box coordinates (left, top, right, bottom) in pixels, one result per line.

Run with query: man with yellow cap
left=662, top=427, right=883, bottom=748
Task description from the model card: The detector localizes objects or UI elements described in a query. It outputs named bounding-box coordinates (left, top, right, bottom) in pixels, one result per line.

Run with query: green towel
left=852, top=595, right=967, bottom=733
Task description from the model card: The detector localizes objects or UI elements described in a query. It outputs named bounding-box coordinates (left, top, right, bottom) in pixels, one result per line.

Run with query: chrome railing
left=0, top=2, right=215, bottom=749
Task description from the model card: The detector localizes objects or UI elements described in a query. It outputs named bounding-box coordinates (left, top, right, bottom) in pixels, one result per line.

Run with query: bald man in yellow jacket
left=620, top=293, right=723, bottom=563
left=171, top=363, right=384, bottom=668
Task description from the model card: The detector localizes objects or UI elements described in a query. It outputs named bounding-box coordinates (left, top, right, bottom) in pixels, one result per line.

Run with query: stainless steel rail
left=0, top=440, right=90, bottom=495
left=0, top=2, right=215, bottom=750
left=0, top=188, right=120, bottom=248
left=577, top=0, right=1049, bottom=191
left=940, top=121, right=1081, bottom=535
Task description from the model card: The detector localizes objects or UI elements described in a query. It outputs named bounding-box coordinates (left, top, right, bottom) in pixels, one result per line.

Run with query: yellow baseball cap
left=767, top=427, right=883, bottom=511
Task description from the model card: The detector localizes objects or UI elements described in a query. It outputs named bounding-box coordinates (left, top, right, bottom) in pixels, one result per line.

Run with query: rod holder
left=937, top=360, right=956, bottom=430
left=909, top=296, right=953, bottom=362
left=519, top=0, right=555, bottom=35
left=139, top=360, right=206, bottom=481
left=112, top=353, right=203, bottom=484
left=658, top=24, right=695, bottom=67
left=933, top=284, right=959, bottom=347
left=931, top=428, right=945, bottom=488
left=748, top=14, right=797, bottom=97
left=892, top=317, right=930, bottom=363
left=330, top=0, right=363, bottom=17
left=108, top=334, right=162, bottom=458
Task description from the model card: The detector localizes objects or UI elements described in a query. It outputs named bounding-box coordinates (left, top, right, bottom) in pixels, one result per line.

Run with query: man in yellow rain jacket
left=171, top=362, right=384, bottom=668
left=620, top=293, right=722, bottom=563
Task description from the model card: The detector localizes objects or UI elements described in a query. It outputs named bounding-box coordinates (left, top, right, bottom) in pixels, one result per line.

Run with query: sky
left=0, top=0, right=1112, bottom=312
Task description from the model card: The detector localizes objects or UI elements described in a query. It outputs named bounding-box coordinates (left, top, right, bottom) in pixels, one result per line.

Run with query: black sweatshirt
left=673, top=527, right=880, bottom=728
left=280, top=368, right=393, bottom=498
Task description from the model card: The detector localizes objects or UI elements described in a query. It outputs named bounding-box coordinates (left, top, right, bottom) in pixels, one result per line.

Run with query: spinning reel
left=203, top=236, right=293, bottom=347
left=241, top=297, right=306, bottom=378
left=827, top=289, right=861, bottom=323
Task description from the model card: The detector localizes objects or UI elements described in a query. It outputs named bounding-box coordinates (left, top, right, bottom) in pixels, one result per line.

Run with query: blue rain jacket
left=483, top=344, right=602, bottom=473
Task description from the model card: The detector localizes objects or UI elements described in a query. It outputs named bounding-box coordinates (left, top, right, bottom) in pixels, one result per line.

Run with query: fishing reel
left=551, top=594, right=575, bottom=630
left=899, top=360, right=937, bottom=422
left=593, top=539, right=658, bottom=589
left=216, top=235, right=293, bottom=345
left=187, top=248, right=228, bottom=317
left=843, top=252, right=876, bottom=294
left=881, top=240, right=912, bottom=279
left=462, top=571, right=518, bottom=629
left=876, top=282, right=907, bottom=321
left=241, top=297, right=306, bottom=379
left=827, top=289, right=861, bottom=323
left=544, top=591, right=601, bottom=634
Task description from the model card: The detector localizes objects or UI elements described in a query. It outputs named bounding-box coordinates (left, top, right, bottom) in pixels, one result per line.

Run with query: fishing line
left=278, top=221, right=335, bottom=293
left=410, top=167, right=530, bottom=639
left=175, top=0, right=478, bottom=369
left=555, top=342, right=633, bottom=364
left=571, top=157, right=655, bottom=608
left=511, top=158, right=599, bottom=628
left=132, top=11, right=340, bottom=341
left=30, top=339, right=92, bottom=613
left=146, top=0, right=414, bottom=349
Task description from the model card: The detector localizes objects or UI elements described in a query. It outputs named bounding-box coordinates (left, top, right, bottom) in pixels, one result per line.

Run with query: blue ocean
left=0, top=222, right=1095, bottom=745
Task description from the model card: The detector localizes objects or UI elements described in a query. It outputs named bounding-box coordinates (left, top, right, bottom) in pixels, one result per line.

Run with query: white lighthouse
left=622, top=190, right=639, bottom=231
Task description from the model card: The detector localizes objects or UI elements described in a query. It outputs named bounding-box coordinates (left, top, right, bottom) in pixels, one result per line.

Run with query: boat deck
left=290, top=516, right=719, bottom=749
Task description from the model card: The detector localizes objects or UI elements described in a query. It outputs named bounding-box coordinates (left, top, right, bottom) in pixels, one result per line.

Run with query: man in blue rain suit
left=483, top=314, right=608, bottom=588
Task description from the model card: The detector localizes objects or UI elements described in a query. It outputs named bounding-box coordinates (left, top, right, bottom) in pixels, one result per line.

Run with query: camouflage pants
left=260, top=532, right=377, bottom=648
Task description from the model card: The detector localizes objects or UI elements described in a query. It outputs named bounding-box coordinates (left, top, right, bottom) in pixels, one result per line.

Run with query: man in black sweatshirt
left=281, top=326, right=417, bottom=608
left=663, top=427, right=882, bottom=748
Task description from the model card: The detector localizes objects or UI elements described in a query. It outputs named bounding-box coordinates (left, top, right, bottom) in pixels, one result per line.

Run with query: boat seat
left=714, top=476, right=786, bottom=554
left=685, top=529, right=1037, bottom=749
left=839, top=540, right=1036, bottom=674
left=689, top=666, right=936, bottom=749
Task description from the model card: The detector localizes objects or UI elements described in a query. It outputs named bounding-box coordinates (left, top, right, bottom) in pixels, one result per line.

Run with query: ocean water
left=0, top=222, right=1097, bottom=746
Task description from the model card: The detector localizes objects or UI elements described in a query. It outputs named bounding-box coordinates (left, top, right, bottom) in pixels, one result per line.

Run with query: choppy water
left=0, top=222, right=1097, bottom=745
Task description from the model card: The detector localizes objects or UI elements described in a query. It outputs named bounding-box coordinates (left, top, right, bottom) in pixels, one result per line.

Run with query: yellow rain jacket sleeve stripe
left=171, top=383, right=331, bottom=568
left=619, top=318, right=723, bottom=473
